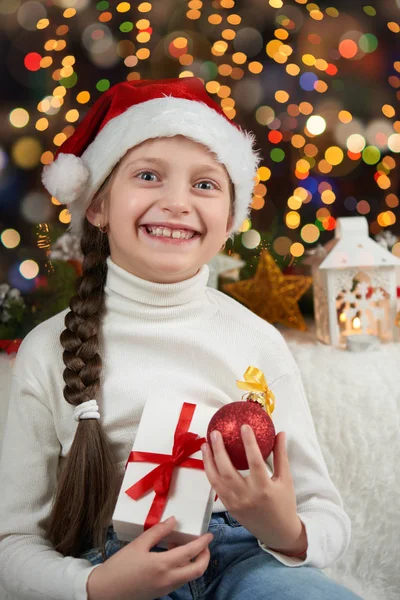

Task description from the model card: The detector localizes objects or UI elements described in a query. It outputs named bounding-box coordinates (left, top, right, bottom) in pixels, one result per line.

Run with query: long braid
left=45, top=217, right=119, bottom=558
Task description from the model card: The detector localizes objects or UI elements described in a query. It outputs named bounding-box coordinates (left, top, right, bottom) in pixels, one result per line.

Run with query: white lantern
left=311, top=217, right=400, bottom=347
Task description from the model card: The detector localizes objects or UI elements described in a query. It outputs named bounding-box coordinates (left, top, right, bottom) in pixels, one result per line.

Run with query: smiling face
left=86, top=135, right=234, bottom=283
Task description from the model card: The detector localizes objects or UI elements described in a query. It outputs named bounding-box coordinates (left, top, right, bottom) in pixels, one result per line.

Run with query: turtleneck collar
left=104, top=256, right=214, bottom=325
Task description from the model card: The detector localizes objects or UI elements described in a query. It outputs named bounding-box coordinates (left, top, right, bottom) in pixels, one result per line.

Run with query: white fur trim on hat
left=43, top=96, right=261, bottom=238
left=42, top=153, right=90, bottom=204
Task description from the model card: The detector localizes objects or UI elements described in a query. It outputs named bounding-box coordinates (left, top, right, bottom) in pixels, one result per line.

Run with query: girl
left=0, top=78, right=361, bottom=600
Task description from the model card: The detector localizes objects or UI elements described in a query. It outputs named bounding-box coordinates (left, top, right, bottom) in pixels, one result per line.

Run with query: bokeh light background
left=1, top=0, right=400, bottom=293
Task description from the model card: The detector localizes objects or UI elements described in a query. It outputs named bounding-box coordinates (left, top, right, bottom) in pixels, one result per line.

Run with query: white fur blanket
left=287, top=341, right=400, bottom=600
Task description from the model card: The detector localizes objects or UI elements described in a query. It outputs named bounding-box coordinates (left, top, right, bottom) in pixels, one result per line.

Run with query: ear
left=86, top=205, right=105, bottom=227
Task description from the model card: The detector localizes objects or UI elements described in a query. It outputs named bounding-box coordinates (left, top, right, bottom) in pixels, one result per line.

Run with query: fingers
left=137, top=516, right=177, bottom=551
left=173, top=544, right=211, bottom=586
left=206, top=431, right=243, bottom=484
left=241, top=424, right=271, bottom=477
left=165, top=532, right=214, bottom=568
left=139, top=523, right=213, bottom=592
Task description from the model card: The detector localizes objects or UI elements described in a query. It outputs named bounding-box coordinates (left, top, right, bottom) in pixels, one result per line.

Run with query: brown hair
left=45, top=159, right=235, bottom=559
left=45, top=173, right=118, bottom=559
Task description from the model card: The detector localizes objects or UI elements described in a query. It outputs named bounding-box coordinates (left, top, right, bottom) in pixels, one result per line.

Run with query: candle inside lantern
left=345, top=312, right=380, bottom=350
left=346, top=333, right=380, bottom=352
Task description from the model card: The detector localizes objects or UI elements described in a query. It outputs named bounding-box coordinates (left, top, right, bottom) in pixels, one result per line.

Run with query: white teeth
left=145, top=226, right=195, bottom=240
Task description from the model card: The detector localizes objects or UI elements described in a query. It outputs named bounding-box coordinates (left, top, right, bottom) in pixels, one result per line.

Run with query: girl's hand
left=87, top=517, right=213, bottom=600
left=202, top=425, right=306, bottom=553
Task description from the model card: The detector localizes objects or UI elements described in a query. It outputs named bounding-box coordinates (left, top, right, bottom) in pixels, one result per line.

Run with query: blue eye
left=137, top=171, right=157, bottom=181
left=195, top=181, right=216, bottom=190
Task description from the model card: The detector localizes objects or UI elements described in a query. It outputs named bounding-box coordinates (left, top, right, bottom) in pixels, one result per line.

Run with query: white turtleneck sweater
left=0, top=257, right=351, bottom=600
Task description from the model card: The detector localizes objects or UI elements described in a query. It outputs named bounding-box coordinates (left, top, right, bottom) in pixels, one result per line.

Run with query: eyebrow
left=122, top=157, right=226, bottom=177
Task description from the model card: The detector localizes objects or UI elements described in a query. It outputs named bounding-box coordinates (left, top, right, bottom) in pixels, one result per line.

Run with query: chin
left=151, top=262, right=201, bottom=279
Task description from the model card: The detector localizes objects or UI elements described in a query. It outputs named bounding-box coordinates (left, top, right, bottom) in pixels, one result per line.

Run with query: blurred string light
left=252, top=0, right=354, bottom=257
left=9, top=108, right=29, bottom=128
left=21, top=191, right=54, bottom=223
left=1, top=229, right=21, bottom=249
left=20, top=260, right=39, bottom=279
left=4, top=0, right=400, bottom=261
left=12, top=0, right=155, bottom=231
left=266, top=0, right=399, bottom=249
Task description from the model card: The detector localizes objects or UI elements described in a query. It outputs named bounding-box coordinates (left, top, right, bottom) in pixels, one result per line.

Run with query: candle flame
left=352, top=317, right=361, bottom=330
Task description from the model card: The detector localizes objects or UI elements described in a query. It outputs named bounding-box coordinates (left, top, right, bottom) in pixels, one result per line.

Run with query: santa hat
left=42, top=77, right=261, bottom=238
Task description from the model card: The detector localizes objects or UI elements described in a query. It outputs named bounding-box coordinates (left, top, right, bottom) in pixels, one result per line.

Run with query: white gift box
left=112, top=397, right=217, bottom=548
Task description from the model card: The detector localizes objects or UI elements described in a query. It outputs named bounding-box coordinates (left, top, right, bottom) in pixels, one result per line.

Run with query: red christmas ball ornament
left=207, top=366, right=277, bottom=471
left=207, top=400, right=275, bottom=470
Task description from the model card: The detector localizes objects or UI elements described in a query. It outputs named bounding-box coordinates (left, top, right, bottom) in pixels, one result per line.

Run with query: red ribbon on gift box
left=125, top=402, right=206, bottom=530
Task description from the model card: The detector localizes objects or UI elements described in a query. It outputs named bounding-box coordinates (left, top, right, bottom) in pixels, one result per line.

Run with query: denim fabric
left=80, top=512, right=362, bottom=599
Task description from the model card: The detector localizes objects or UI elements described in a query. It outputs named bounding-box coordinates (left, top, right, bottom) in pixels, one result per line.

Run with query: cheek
left=203, top=205, right=231, bottom=232
left=109, top=206, right=134, bottom=230
left=108, top=188, right=143, bottom=223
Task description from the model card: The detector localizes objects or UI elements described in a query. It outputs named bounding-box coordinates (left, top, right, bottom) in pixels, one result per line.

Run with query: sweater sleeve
left=0, top=373, right=100, bottom=600
left=257, top=367, right=351, bottom=569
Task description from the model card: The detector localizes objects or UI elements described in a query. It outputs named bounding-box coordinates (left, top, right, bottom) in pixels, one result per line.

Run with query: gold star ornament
left=222, top=250, right=313, bottom=331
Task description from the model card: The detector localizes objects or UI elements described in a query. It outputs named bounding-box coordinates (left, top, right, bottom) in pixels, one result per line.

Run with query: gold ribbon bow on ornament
left=236, top=366, right=275, bottom=417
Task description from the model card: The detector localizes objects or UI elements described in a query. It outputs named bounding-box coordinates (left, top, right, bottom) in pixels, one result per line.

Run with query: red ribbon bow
left=125, top=402, right=206, bottom=530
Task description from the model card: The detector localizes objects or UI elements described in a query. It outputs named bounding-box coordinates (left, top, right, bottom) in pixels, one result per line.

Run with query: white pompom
left=41, top=153, right=90, bottom=204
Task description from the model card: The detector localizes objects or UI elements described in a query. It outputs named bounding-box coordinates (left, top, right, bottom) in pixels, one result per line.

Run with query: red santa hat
left=42, top=77, right=261, bottom=238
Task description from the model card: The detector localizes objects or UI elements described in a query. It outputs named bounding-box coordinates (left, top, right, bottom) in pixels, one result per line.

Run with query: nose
left=159, top=180, right=193, bottom=216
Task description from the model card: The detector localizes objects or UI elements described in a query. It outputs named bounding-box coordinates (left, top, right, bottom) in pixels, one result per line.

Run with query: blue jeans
left=81, top=512, right=362, bottom=599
